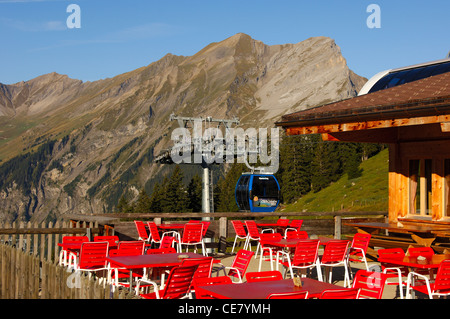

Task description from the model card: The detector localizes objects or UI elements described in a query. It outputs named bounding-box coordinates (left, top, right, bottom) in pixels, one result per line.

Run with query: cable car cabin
left=235, top=174, right=280, bottom=212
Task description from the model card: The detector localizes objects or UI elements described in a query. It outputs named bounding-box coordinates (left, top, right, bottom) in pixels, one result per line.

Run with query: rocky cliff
left=0, top=33, right=366, bottom=223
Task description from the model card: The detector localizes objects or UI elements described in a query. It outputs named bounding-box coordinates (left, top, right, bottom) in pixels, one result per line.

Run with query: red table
left=157, top=223, right=186, bottom=230
left=107, top=252, right=207, bottom=291
left=260, top=237, right=333, bottom=248
left=377, top=254, right=450, bottom=298
left=196, top=278, right=344, bottom=299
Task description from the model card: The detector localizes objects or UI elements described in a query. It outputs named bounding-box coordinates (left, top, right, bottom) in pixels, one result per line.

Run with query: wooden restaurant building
left=276, top=58, right=450, bottom=250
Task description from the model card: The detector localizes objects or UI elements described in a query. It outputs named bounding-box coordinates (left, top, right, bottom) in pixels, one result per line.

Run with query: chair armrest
left=224, top=266, right=243, bottom=283
left=135, top=278, right=160, bottom=298
left=406, top=271, right=432, bottom=299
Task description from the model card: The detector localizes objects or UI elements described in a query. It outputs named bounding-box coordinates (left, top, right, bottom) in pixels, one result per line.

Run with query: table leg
left=129, top=270, right=133, bottom=293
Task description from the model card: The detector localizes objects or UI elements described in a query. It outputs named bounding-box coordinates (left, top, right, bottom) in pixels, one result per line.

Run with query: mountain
left=0, top=33, right=367, bottom=223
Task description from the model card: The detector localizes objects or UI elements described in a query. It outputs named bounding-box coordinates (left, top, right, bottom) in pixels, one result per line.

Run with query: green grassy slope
left=281, top=148, right=389, bottom=213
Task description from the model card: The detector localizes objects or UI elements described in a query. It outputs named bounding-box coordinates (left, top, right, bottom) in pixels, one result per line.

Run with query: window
left=409, top=159, right=432, bottom=216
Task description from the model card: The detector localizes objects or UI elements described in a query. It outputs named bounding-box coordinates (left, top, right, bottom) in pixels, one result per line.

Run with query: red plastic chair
left=347, top=233, right=371, bottom=271
left=244, top=220, right=262, bottom=253
left=178, top=223, right=207, bottom=256
left=378, top=248, right=407, bottom=299
left=406, top=259, right=450, bottom=299
left=147, top=221, right=179, bottom=248
left=136, top=264, right=198, bottom=299
left=134, top=220, right=150, bottom=243
left=231, top=220, right=248, bottom=253
left=267, top=291, right=309, bottom=299
left=108, top=241, right=145, bottom=290
left=58, top=235, right=89, bottom=266
left=193, top=276, right=233, bottom=299
left=319, top=240, right=351, bottom=287
left=245, top=270, right=283, bottom=282
left=319, top=288, right=361, bottom=299
left=69, top=242, right=109, bottom=279
left=94, top=235, right=119, bottom=251
left=286, top=230, right=309, bottom=239
left=258, top=232, right=283, bottom=271
left=277, top=239, right=321, bottom=280
left=407, top=246, right=435, bottom=257
left=214, top=249, right=254, bottom=283
left=181, top=257, right=214, bottom=296
left=159, top=235, right=177, bottom=250
left=352, top=270, right=387, bottom=299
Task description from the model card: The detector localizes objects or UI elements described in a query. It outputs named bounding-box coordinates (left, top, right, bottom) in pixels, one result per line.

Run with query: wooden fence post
left=334, top=215, right=342, bottom=239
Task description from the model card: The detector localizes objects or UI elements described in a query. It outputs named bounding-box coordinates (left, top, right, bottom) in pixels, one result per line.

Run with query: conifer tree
left=134, top=188, right=151, bottom=214
left=187, top=174, right=202, bottom=212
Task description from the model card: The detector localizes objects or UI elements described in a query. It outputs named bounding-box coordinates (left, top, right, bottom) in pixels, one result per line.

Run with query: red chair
left=108, top=241, right=145, bottom=290
left=181, top=257, right=214, bottom=297
left=214, top=249, right=254, bottom=283
left=284, top=219, right=303, bottom=237
left=231, top=220, right=248, bottom=253
left=94, top=235, right=119, bottom=251
left=147, top=221, right=179, bottom=248
left=244, top=220, right=262, bottom=254
left=378, top=248, right=407, bottom=299
left=58, top=235, right=89, bottom=266
left=258, top=232, right=283, bottom=271
left=136, top=265, right=198, bottom=299
left=159, top=235, right=177, bottom=250
left=178, top=223, right=207, bottom=256
left=352, top=269, right=387, bottom=299
left=318, top=240, right=351, bottom=287
left=406, top=259, right=450, bottom=299
left=319, top=288, right=361, bottom=299
left=245, top=271, right=283, bottom=283
left=277, top=239, right=321, bottom=280
left=68, top=241, right=109, bottom=279
left=347, top=233, right=371, bottom=272
left=285, top=230, right=309, bottom=239
left=134, top=220, right=150, bottom=243
left=267, top=291, right=309, bottom=299
left=407, top=246, right=435, bottom=257
left=193, top=276, right=233, bottom=299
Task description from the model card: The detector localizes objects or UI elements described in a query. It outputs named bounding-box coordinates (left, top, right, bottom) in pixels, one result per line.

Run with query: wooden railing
left=0, top=244, right=136, bottom=299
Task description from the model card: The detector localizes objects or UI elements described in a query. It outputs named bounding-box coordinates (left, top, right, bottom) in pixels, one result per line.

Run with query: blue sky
left=0, top=0, right=449, bottom=84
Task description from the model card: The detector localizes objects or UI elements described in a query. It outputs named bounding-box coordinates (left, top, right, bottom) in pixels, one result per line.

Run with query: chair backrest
left=320, top=288, right=361, bottom=299
left=146, top=248, right=177, bottom=254
left=292, top=239, right=320, bottom=266
left=115, top=241, right=145, bottom=256
left=321, top=240, right=350, bottom=264
left=434, top=260, right=450, bottom=293
left=377, top=248, right=408, bottom=274
left=267, top=291, right=309, bottom=299
left=229, top=249, right=254, bottom=279
left=62, top=236, right=89, bottom=244
left=286, top=230, right=309, bottom=239
left=407, top=246, right=435, bottom=257
left=290, top=219, right=303, bottom=230
left=259, top=232, right=282, bottom=245
left=201, top=221, right=210, bottom=237
left=244, top=221, right=260, bottom=239
left=352, top=270, right=387, bottom=299
left=182, top=223, right=204, bottom=243
left=94, top=235, right=119, bottom=246
left=351, top=233, right=371, bottom=254
left=193, top=276, right=232, bottom=299
left=79, top=242, right=109, bottom=269
left=160, top=235, right=176, bottom=249
left=181, top=257, right=214, bottom=280
left=160, top=265, right=198, bottom=299
left=277, top=218, right=289, bottom=226
left=147, top=222, right=161, bottom=241
left=245, top=271, right=283, bottom=282
left=231, top=220, right=247, bottom=237
left=134, top=220, right=149, bottom=241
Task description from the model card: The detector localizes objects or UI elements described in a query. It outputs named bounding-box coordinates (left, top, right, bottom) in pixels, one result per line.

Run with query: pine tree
left=216, top=163, right=247, bottom=212
left=149, top=181, right=164, bottom=213
left=116, top=194, right=130, bottom=213
left=161, top=165, right=189, bottom=212
left=187, top=174, right=202, bottom=212
left=134, top=188, right=151, bottom=214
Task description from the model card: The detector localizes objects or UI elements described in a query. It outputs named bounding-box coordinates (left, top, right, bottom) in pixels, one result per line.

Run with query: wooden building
left=276, top=59, right=450, bottom=232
